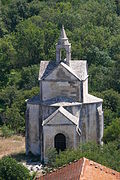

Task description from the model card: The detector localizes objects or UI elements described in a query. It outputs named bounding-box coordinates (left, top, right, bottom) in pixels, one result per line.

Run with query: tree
left=102, top=89, right=120, bottom=114
left=0, top=36, right=17, bottom=87
left=88, top=64, right=114, bottom=92
left=103, top=118, right=120, bottom=143
left=2, top=0, right=30, bottom=32
left=0, top=156, right=31, bottom=179
left=113, top=56, right=120, bottom=93
left=4, top=106, right=25, bottom=133
left=15, top=19, right=45, bottom=67
left=53, top=141, right=120, bottom=172
left=19, top=65, right=39, bottom=89
left=104, top=109, right=116, bottom=128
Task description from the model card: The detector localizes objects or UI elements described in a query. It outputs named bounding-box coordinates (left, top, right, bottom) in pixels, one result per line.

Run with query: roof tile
left=37, top=157, right=120, bottom=180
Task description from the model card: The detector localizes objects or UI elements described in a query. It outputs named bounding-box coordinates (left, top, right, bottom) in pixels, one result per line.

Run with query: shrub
left=1, top=125, right=14, bottom=138
left=103, top=118, right=120, bottom=143
left=46, top=148, right=57, bottom=166
left=0, top=156, right=31, bottom=180
left=53, top=141, right=120, bottom=172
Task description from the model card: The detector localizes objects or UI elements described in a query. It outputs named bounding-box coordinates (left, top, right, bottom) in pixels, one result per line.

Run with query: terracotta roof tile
left=37, top=157, right=120, bottom=180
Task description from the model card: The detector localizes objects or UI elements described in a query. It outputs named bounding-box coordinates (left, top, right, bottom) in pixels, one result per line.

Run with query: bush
left=53, top=141, right=120, bottom=172
left=1, top=125, right=14, bottom=138
left=46, top=148, right=57, bottom=166
left=103, top=118, right=120, bottom=143
left=0, top=156, right=31, bottom=180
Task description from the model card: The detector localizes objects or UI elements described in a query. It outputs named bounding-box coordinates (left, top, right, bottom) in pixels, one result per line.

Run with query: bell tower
left=56, top=26, right=71, bottom=66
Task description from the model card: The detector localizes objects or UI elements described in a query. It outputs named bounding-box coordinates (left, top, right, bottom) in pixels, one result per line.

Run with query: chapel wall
left=65, top=105, right=81, bottom=118
left=80, top=103, right=98, bottom=143
left=42, top=80, right=82, bottom=102
left=42, top=106, right=57, bottom=120
left=26, top=104, right=40, bottom=155
left=43, top=125, right=78, bottom=162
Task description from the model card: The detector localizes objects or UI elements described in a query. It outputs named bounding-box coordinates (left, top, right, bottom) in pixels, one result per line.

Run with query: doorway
left=54, top=133, right=66, bottom=153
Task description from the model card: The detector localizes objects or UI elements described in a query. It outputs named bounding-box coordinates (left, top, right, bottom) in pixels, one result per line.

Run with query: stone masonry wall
left=26, top=104, right=40, bottom=155
left=43, top=125, right=78, bottom=161
left=42, top=80, right=81, bottom=102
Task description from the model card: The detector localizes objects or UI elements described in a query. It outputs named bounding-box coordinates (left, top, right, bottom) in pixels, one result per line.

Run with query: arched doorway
left=54, top=133, right=66, bottom=153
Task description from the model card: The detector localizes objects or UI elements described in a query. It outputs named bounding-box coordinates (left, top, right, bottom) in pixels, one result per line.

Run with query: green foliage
left=46, top=148, right=58, bottom=166
left=93, top=89, right=120, bottom=116
left=1, top=124, right=14, bottom=138
left=103, top=118, right=120, bottom=143
left=88, top=64, right=114, bottom=92
left=0, top=86, right=39, bottom=133
left=104, top=109, right=116, bottom=127
left=19, top=65, right=39, bottom=89
left=0, top=0, right=120, bottom=139
left=46, top=148, right=57, bottom=166
left=52, top=141, right=120, bottom=172
left=102, top=89, right=120, bottom=117
left=113, top=57, right=120, bottom=93
left=0, top=36, right=17, bottom=86
left=15, top=20, right=45, bottom=67
left=4, top=106, right=25, bottom=133
left=0, top=156, right=31, bottom=180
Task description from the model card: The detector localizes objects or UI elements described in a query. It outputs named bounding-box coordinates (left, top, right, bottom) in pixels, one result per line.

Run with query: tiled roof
left=39, top=60, right=87, bottom=80
left=37, top=157, right=120, bottom=180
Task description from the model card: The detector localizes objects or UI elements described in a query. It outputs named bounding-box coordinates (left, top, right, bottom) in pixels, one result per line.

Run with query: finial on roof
left=60, top=25, right=68, bottom=41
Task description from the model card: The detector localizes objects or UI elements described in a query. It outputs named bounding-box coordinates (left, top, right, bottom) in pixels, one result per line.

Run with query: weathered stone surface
left=26, top=27, right=104, bottom=162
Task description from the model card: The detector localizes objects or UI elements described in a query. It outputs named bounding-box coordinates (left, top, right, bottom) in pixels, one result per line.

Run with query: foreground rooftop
left=37, top=157, right=120, bottom=180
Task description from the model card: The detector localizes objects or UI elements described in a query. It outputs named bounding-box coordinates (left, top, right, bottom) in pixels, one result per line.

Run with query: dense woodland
left=0, top=0, right=120, bottom=166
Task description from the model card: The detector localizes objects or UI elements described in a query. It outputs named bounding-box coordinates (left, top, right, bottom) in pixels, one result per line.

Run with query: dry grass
left=0, top=135, right=25, bottom=159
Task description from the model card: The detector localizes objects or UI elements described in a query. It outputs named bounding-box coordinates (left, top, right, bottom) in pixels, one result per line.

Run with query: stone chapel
left=26, top=26, right=104, bottom=162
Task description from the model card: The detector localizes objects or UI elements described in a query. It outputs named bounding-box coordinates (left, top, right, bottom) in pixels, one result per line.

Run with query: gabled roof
left=43, top=62, right=80, bottom=80
left=39, top=61, right=56, bottom=80
left=42, top=106, right=78, bottom=126
left=39, top=60, right=87, bottom=80
left=38, top=157, right=120, bottom=180
left=60, top=62, right=80, bottom=80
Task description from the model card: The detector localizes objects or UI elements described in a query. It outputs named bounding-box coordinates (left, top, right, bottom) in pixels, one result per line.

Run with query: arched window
left=54, top=133, right=66, bottom=153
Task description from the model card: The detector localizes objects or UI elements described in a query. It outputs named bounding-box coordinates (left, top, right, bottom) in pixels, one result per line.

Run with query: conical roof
left=57, top=25, right=70, bottom=45
left=60, top=25, right=68, bottom=40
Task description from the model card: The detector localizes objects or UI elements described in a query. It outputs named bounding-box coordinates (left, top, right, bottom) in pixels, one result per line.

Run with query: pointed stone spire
left=60, top=25, right=68, bottom=40
left=57, top=25, right=70, bottom=46
left=56, top=26, right=71, bottom=65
